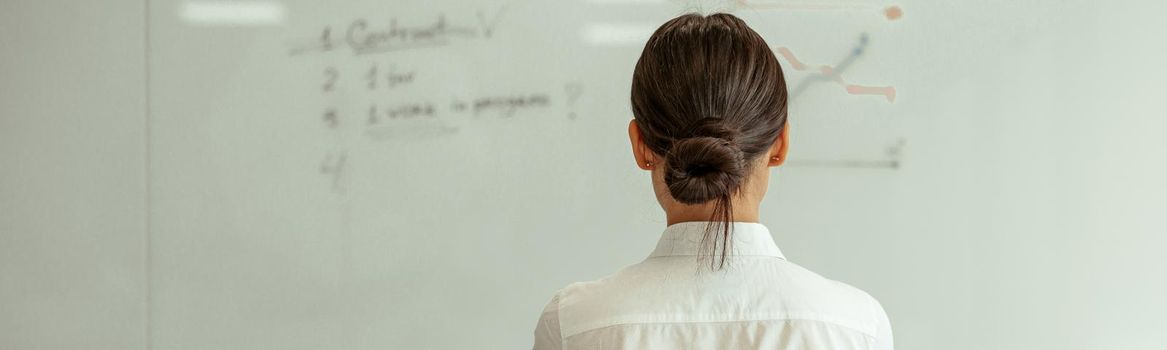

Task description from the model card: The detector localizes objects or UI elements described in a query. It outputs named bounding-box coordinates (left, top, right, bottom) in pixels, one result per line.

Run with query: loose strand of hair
left=699, top=192, right=735, bottom=272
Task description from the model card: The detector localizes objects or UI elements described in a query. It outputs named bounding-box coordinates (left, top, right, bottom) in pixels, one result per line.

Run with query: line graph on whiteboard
left=781, top=33, right=895, bottom=103
left=736, top=0, right=906, bottom=169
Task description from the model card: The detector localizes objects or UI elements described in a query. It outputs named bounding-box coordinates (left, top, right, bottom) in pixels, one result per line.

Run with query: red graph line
left=735, top=0, right=904, bottom=21
left=737, top=0, right=874, bottom=11
left=776, top=47, right=897, bottom=102
left=778, top=47, right=810, bottom=70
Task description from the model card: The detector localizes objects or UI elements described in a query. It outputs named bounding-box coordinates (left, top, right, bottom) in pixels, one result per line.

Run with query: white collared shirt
left=532, top=221, right=893, bottom=349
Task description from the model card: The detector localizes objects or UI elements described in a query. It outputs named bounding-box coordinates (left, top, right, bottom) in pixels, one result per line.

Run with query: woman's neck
left=665, top=203, right=760, bottom=225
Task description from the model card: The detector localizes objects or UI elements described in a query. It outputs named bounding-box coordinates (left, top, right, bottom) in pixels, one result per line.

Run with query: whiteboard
left=147, top=0, right=1167, bottom=349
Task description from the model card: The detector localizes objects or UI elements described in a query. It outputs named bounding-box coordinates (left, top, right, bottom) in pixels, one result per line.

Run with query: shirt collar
left=648, top=221, right=785, bottom=259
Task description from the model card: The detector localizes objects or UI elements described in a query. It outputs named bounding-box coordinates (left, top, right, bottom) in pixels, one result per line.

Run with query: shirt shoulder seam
left=553, top=289, right=565, bottom=347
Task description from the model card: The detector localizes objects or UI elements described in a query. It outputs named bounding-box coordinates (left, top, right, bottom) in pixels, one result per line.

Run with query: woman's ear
left=628, top=119, right=653, bottom=170
left=768, top=122, right=790, bottom=167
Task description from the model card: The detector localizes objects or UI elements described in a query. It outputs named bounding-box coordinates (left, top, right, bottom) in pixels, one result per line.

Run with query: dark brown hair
left=631, top=13, right=788, bottom=271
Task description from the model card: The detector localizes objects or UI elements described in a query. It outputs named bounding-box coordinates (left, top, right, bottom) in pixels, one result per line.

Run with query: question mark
left=564, top=83, right=583, bottom=119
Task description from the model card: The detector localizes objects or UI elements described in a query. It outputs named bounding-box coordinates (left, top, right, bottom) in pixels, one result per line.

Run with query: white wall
left=0, top=1, right=147, bottom=349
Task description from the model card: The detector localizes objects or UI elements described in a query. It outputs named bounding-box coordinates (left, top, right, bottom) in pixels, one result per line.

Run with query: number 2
left=323, top=67, right=338, bottom=92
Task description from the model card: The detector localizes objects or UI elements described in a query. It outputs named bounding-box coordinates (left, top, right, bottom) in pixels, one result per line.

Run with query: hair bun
left=663, top=119, right=747, bottom=205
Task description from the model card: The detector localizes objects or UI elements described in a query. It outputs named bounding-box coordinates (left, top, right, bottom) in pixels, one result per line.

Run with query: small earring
left=646, top=161, right=653, bottom=167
